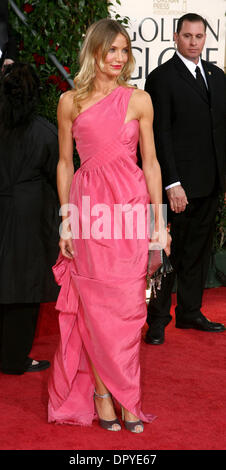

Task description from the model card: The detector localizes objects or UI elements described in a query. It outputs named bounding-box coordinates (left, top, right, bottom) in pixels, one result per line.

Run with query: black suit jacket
left=0, top=116, right=60, bottom=303
left=145, top=53, right=226, bottom=198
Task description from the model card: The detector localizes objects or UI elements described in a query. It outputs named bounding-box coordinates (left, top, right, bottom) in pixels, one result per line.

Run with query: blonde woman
left=48, top=18, right=170, bottom=433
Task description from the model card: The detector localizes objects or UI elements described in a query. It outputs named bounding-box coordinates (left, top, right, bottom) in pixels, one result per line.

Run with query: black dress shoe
left=25, top=357, right=50, bottom=372
left=145, top=327, right=165, bottom=345
left=176, top=314, right=226, bottom=332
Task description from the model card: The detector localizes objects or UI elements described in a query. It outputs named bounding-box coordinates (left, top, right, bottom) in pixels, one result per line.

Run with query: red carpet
left=0, top=287, right=226, bottom=450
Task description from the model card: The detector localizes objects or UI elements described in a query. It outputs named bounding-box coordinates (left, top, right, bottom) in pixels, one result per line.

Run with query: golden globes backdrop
left=112, top=0, right=226, bottom=89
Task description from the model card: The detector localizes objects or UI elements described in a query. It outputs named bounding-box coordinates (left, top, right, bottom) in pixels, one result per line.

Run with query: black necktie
left=195, top=66, right=208, bottom=98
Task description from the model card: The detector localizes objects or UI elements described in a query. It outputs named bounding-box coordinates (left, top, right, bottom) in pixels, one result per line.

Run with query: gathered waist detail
left=79, top=153, right=137, bottom=173
left=77, top=138, right=136, bottom=171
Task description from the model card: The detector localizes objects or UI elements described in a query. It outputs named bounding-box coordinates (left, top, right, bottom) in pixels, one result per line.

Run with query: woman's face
left=95, top=33, right=129, bottom=79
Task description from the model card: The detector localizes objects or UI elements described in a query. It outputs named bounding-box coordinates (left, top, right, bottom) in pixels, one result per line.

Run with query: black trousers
left=147, top=193, right=219, bottom=329
left=0, top=303, right=40, bottom=374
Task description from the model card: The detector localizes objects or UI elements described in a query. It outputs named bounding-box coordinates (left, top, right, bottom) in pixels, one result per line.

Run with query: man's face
left=174, top=20, right=206, bottom=64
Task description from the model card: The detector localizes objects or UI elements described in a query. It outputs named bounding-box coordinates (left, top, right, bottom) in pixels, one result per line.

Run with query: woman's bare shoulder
left=57, top=89, right=76, bottom=120
left=58, top=89, right=75, bottom=106
left=130, top=88, right=153, bottom=117
left=132, top=88, right=152, bottom=104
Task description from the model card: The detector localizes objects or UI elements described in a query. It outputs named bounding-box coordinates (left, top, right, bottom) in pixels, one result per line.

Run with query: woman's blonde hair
left=73, top=18, right=135, bottom=113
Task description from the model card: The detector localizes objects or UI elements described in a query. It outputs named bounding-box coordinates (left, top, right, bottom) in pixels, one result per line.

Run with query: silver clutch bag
left=147, top=249, right=173, bottom=297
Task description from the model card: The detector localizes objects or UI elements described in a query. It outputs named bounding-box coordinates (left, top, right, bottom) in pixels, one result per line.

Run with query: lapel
left=201, top=60, right=214, bottom=103
left=172, top=53, right=209, bottom=104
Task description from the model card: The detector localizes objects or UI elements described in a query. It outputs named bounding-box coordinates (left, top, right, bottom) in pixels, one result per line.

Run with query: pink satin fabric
left=48, top=86, right=156, bottom=425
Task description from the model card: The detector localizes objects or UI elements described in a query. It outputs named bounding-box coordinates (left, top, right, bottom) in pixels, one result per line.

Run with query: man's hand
left=166, top=184, right=188, bottom=213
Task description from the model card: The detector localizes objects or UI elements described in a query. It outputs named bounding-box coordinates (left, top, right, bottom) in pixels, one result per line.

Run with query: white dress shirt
left=176, top=50, right=208, bottom=87
left=165, top=51, right=208, bottom=190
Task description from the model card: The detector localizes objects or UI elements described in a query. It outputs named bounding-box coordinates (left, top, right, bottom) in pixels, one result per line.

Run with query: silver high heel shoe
left=94, top=390, right=121, bottom=431
left=121, top=407, right=144, bottom=433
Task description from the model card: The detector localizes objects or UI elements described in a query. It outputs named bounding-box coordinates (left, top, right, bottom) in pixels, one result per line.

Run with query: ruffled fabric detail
left=52, top=254, right=78, bottom=314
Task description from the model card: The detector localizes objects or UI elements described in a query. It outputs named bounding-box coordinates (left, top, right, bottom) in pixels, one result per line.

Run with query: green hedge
left=9, top=0, right=128, bottom=125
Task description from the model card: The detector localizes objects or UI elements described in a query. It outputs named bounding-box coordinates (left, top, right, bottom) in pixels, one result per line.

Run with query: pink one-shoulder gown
left=48, top=86, right=155, bottom=425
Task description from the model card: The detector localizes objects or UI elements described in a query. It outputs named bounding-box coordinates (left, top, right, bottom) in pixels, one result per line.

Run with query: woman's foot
left=122, top=408, right=144, bottom=433
left=94, top=391, right=121, bottom=431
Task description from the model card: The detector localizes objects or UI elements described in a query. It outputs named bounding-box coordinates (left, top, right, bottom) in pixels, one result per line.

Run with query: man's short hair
left=177, top=13, right=207, bottom=33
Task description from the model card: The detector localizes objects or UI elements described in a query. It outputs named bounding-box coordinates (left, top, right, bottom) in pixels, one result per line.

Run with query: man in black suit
left=145, top=13, right=226, bottom=345
left=0, top=0, right=16, bottom=68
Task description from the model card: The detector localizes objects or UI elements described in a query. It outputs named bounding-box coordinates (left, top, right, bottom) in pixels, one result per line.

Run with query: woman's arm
left=133, top=89, right=170, bottom=254
left=138, top=92, right=162, bottom=205
left=57, top=91, right=75, bottom=258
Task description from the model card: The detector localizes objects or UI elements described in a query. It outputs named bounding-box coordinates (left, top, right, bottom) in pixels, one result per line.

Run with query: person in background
left=0, top=63, right=60, bottom=374
left=144, top=13, right=226, bottom=345
left=0, top=0, right=17, bottom=68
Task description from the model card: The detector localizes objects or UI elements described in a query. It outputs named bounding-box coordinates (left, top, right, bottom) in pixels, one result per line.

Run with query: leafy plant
left=9, top=0, right=128, bottom=126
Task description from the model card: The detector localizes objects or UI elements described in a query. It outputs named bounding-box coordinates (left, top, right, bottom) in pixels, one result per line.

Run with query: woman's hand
left=149, top=228, right=171, bottom=257
left=59, top=236, right=74, bottom=259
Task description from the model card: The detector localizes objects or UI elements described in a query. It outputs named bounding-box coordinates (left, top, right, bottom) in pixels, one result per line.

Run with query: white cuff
left=165, top=181, right=181, bottom=190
